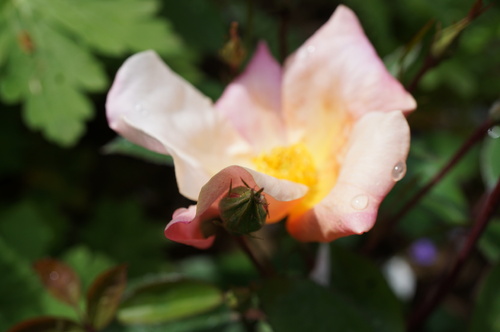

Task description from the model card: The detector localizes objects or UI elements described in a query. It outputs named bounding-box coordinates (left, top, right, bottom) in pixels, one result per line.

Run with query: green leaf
left=81, top=199, right=169, bottom=277
left=6, top=317, right=83, bottom=332
left=0, top=201, right=53, bottom=261
left=0, top=237, right=45, bottom=331
left=102, top=137, right=174, bottom=166
left=161, top=0, right=226, bottom=54
left=259, top=277, right=373, bottom=332
left=33, top=259, right=81, bottom=308
left=23, top=75, right=93, bottom=147
left=431, top=18, right=470, bottom=58
left=0, top=0, right=181, bottom=146
left=400, top=132, right=480, bottom=230
left=112, top=305, right=242, bottom=332
left=481, top=130, right=500, bottom=190
left=329, top=245, right=405, bottom=332
left=118, top=279, right=223, bottom=325
left=478, top=219, right=500, bottom=263
left=469, top=263, right=500, bottom=331
left=36, top=0, right=178, bottom=56
left=61, top=246, right=116, bottom=292
left=86, top=265, right=128, bottom=330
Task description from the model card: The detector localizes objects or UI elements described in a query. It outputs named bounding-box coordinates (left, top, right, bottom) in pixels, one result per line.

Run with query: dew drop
left=487, top=126, right=500, bottom=139
left=391, top=161, right=406, bottom=181
left=351, top=194, right=368, bottom=210
left=306, top=45, right=316, bottom=53
left=297, top=45, right=316, bottom=59
left=135, top=102, right=147, bottom=116
left=49, top=271, right=59, bottom=281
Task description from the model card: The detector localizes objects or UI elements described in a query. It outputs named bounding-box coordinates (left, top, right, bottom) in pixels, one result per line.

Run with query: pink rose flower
left=106, top=5, right=416, bottom=249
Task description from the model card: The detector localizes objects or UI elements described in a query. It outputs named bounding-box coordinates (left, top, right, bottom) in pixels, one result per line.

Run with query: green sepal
left=218, top=181, right=268, bottom=235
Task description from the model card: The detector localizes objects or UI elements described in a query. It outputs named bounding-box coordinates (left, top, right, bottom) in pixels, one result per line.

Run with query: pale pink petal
left=215, top=42, right=285, bottom=151
left=283, top=5, right=416, bottom=144
left=165, top=166, right=307, bottom=248
left=195, top=166, right=307, bottom=223
left=165, top=206, right=215, bottom=249
left=287, top=111, right=410, bottom=242
left=106, top=51, right=252, bottom=200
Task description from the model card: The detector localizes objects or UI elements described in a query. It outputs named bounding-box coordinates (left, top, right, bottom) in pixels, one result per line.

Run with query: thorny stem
left=234, top=235, right=275, bottom=278
left=407, top=177, right=500, bottom=332
left=363, top=117, right=496, bottom=253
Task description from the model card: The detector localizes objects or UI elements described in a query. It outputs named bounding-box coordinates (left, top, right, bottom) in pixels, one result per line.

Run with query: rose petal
left=164, top=166, right=308, bottom=248
left=196, top=166, right=308, bottom=223
left=165, top=206, right=215, bottom=250
left=287, top=111, right=410, bottom=242
left=106, top=51, right=252, bottom=200
left=215, top=42, right=285, bottom=151
left=283, top=5, right=415, bottom=146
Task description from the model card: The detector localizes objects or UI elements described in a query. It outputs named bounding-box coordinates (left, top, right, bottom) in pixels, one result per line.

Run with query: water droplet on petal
left=391, top=161, right=406, bottom=181
left=351, top=194, right=368, bottom=210
left=487, top=126, right=500, bottom=139
left=297, top=45, right=316, bottom=60
left=49, top=271, right=59, bottom=281
left=306, top=45, right=316, bottom=53
left=135, top=102, right=148, bottom=116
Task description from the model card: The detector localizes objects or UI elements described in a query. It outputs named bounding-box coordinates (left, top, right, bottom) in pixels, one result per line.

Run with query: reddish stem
left=363, top=118, right=494, bottom=253
left=407, top=177, right=500, bottom=331
left=406, top=0, right=491, bottom=92
left=234, top=236, right=275, bottom=278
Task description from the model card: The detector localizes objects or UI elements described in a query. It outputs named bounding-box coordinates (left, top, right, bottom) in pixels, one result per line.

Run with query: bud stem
left=233, top=236, right=275, bottom=278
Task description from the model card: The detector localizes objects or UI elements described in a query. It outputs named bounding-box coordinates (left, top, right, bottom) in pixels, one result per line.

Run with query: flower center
left=253, top=143, right=321, bottom=206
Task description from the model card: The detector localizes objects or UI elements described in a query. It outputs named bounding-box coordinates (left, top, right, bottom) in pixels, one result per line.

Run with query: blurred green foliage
left=0, top=0, right=192, bottom=146
left=0, top=0, right=499, bottom=331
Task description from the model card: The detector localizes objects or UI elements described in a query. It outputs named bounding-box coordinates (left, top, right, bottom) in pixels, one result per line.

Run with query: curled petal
left=165, top=166, right=308, bottom=248
left=215, top=42, right=285, bottom=151
left=106, top=51, right=252, bottom=200
left=165, top=206, right=215, bottom=250
left=287, top=111, right=410, bottom=242
left=196, top=166, right=307, bottom=223
left=283, top=5, right=415, bottom=144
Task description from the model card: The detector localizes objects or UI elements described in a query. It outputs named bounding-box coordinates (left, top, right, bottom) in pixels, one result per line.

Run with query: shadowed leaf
left=6, top=316, right=82, bottom=332
left=469, top=263, right=500, bottom=331
left=329, top=245, right=405, bottom=332
left=118, top=279, right=223, bottom=325
left=86, top=264, right=127, bottom=330
left=102, top=137, right=173, bottom=166
left=259, top=277, right=372, bottom=332
left=33, top=259, right=81, bottom=307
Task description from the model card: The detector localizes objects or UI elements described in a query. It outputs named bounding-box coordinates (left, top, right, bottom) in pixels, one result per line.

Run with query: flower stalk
left=364, top=116, right=498, bottom=253
left=407, top=177, right=500, bottom=331
left=234, top=235, right=275, bottom=278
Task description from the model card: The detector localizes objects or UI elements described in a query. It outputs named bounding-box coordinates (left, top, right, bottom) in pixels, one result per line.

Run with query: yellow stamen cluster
left=253, top=143, right=318, bottom=202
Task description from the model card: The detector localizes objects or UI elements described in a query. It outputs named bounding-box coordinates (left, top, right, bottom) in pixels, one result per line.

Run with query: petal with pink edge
left=165, top=206, right=215, bottom=250
left=195, top=166, right=308, bottom=223
left=106, top=51, right=252, bottom=200
left=165, top=166, right=308, bottom=248
left=287, top=111, right=410, bottom=242
left=283, top=5, right=416, bottom=144
left=215, top=42, right=285, bottom=151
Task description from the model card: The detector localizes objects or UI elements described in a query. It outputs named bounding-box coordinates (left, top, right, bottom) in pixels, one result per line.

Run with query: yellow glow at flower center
left=253, top=143, right=319, bottom=204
